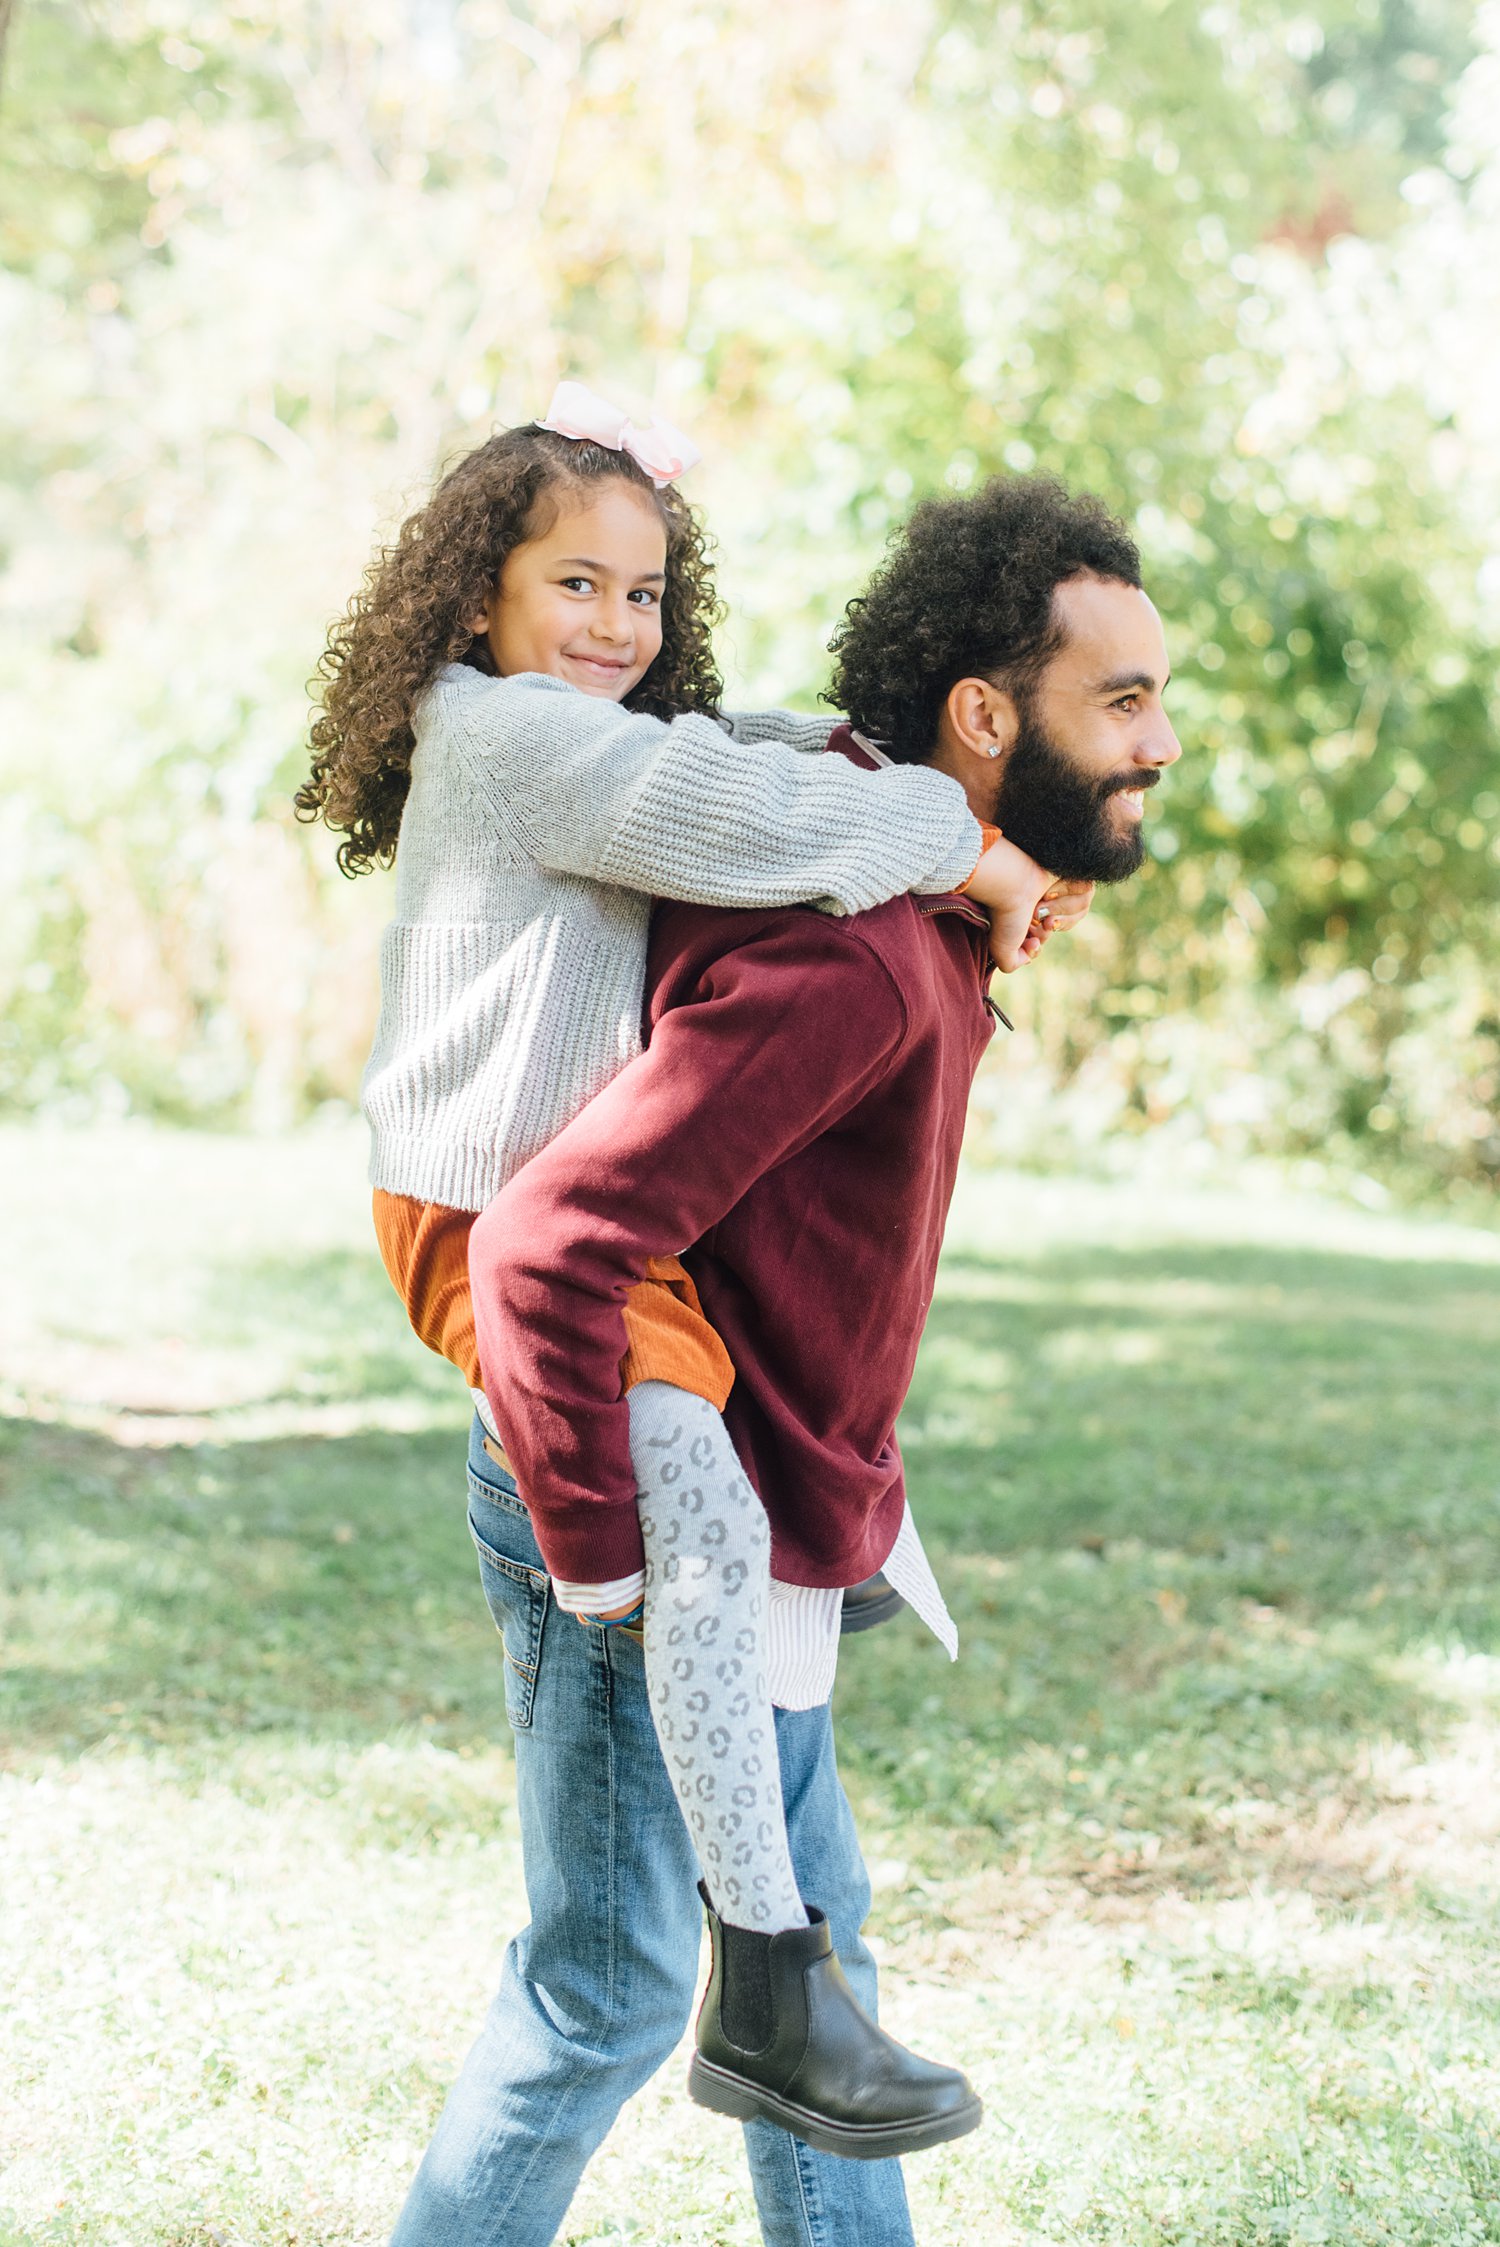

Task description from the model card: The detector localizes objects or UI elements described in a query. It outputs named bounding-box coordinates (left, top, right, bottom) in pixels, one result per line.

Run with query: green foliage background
left=1, top=0, right=1497, bottom=1193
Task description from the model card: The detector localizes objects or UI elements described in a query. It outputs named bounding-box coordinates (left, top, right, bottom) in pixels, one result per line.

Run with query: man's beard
left=991, top=707, right=1155, bottom=884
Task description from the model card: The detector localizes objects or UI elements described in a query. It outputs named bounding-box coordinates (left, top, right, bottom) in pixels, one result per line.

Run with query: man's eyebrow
left=1093, top=668, right=1168, bottom=695
left=554, top=556, right=667, bottom=583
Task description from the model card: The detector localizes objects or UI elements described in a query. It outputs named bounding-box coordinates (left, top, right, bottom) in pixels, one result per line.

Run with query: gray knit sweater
left=363, top=666, right=982, bottom=1211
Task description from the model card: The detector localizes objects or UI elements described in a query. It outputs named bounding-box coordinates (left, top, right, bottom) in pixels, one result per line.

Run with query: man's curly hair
left=296, top=426, right=725, bottom=875
left=826, top=474, right=1142, bottom=762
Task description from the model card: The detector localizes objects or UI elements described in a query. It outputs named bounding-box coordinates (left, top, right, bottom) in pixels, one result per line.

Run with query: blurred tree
left=0, top=0, right=1495, bottom=1190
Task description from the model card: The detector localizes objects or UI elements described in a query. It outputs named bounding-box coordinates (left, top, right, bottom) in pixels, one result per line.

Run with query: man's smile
left=1105, top=767, right=1161, bottom=821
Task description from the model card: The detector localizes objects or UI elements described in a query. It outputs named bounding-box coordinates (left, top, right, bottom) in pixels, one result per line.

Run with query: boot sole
left=687, top=2054, right=983, bottom=2160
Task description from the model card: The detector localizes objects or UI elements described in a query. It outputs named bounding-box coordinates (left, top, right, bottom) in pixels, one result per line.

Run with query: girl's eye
left=560, top=576, right=596, bottom=594
left=628, top=588, right=659, bottom=607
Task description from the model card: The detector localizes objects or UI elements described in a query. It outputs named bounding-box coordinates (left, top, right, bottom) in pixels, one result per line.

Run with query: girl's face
left=469, top=479, right=668, bottom=699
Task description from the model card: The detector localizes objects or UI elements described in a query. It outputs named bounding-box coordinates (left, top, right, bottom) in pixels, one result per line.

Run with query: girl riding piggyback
left=298, top=384, right=1082, bottom=2157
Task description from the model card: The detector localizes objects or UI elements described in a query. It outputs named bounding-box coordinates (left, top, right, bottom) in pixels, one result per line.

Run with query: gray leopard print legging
left=628, top=1380, right=808, bottom=1934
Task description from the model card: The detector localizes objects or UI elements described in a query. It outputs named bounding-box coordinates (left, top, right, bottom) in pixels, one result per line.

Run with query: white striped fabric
left=474, top=1387, right=957, bottom=1713
left=545, top=1510, right=956, bottom=1714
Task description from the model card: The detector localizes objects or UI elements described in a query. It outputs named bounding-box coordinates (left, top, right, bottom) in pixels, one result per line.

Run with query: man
left=391, top=475, right=1180, bottom=2247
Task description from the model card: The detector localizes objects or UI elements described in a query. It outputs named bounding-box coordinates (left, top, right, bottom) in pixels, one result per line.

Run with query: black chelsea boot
left=688, top=1888, right=982, bottom=2160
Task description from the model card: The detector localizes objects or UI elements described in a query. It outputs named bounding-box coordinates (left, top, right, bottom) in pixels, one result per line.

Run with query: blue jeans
left=389, top=1418, right=914, bottom=2247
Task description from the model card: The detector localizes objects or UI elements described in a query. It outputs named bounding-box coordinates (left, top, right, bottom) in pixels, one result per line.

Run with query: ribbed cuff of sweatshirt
left=955, top=822, right=1005, bottom=892
left=527, top=1502, right=647, bottom=1586
left=918, top=807, right=987, bottom=897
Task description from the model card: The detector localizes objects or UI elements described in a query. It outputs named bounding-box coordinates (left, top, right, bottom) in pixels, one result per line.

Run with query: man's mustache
left=1098, top=769, right=1161, bottom=801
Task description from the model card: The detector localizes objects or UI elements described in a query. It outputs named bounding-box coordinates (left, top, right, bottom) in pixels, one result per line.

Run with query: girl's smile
left=469, top=481, right=669, bottom=700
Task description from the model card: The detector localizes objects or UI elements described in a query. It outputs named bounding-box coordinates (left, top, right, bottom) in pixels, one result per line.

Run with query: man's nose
left=1141, top=716, right=1182, bottom=769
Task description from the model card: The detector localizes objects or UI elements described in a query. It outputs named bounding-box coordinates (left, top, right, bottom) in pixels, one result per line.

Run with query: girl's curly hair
left=296, top=426, right=725, bottom=874
left=826, top=474, right=1142, bottom=762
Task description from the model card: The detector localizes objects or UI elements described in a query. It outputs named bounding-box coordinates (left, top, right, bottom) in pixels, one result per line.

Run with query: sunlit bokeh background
left=2, top=0, right=1497, bottom=1200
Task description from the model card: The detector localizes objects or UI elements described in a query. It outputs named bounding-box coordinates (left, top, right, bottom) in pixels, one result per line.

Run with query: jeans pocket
left=469, top=1511, right=550, bottom=1731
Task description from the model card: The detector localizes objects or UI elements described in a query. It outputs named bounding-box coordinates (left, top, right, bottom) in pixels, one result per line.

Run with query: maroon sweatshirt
left=471, top=728, right=996, bottom=1587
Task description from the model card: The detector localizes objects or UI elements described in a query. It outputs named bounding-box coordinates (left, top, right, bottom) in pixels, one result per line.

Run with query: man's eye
left=1114, top=694, right=1139, bottom=712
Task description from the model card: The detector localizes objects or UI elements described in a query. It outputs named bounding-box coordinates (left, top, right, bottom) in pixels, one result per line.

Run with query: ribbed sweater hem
left=369, top=1132, right=518, bottom=1216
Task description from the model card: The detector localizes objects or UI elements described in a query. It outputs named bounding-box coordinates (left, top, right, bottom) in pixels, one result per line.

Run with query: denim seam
left=604, top=1624, right=621, bottom=2034
left=469, top=1525, right=548, bottom=1593
left=792, top=2133, right=827, bottom=2247
left=466, top=1623, right=612, bottom=2238
left=468, top=1518, right=547, bottom=1727
left=471, top=2077, right=591, bottom=2241
left=440, top=1422, right=642, bottom=2237
left=466, top=1473, right=528, bottom=1523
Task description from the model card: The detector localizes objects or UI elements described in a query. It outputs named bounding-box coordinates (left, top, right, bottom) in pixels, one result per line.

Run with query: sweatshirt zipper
left=915, top=895, right=1014, bottom=1032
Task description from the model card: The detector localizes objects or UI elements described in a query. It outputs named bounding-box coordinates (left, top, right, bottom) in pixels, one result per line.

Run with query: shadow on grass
left=0, top=1416, right=504, bottom=1763
left=5, top=1229, right=1499, bottom=1892
left=836, top=1237, right=1500, bottom=1880
left=910, top=1238, right=1500, bottom=1582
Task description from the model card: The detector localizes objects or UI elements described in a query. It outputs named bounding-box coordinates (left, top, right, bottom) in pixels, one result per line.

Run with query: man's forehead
left=1052, top=574, right=1168, bottom=679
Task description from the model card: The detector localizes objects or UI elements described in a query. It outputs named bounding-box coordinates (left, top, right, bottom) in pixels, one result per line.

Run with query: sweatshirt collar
left=826, top=721, right=888, bottom=774
left=825, top=725, right=994, bottom=957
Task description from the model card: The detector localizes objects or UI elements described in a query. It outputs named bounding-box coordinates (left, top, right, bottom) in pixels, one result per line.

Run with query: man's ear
left=943, top=676, right=1020, bottom=766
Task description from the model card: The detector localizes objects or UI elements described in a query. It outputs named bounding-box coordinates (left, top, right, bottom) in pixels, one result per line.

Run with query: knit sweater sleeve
left=444, top=670, right=982, bottom=913
left=721, top=707, right=836, bottom=756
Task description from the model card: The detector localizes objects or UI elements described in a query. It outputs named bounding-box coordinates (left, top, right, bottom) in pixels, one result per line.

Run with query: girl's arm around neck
left=440, top=667, right=982, bottom=916
left=720, top=708, right=835, bottom=756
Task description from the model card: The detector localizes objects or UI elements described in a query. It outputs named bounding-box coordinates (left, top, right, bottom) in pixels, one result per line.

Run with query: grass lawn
left=4, top=1125, right=1500, bottom=2245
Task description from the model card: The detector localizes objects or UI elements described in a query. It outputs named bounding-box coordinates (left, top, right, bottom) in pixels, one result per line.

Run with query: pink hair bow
left=537, top=380, right=700, bottom=488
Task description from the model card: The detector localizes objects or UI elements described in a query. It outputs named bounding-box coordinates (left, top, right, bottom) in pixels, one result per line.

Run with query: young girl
left=298, top=384, right=1084, bottom=2159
